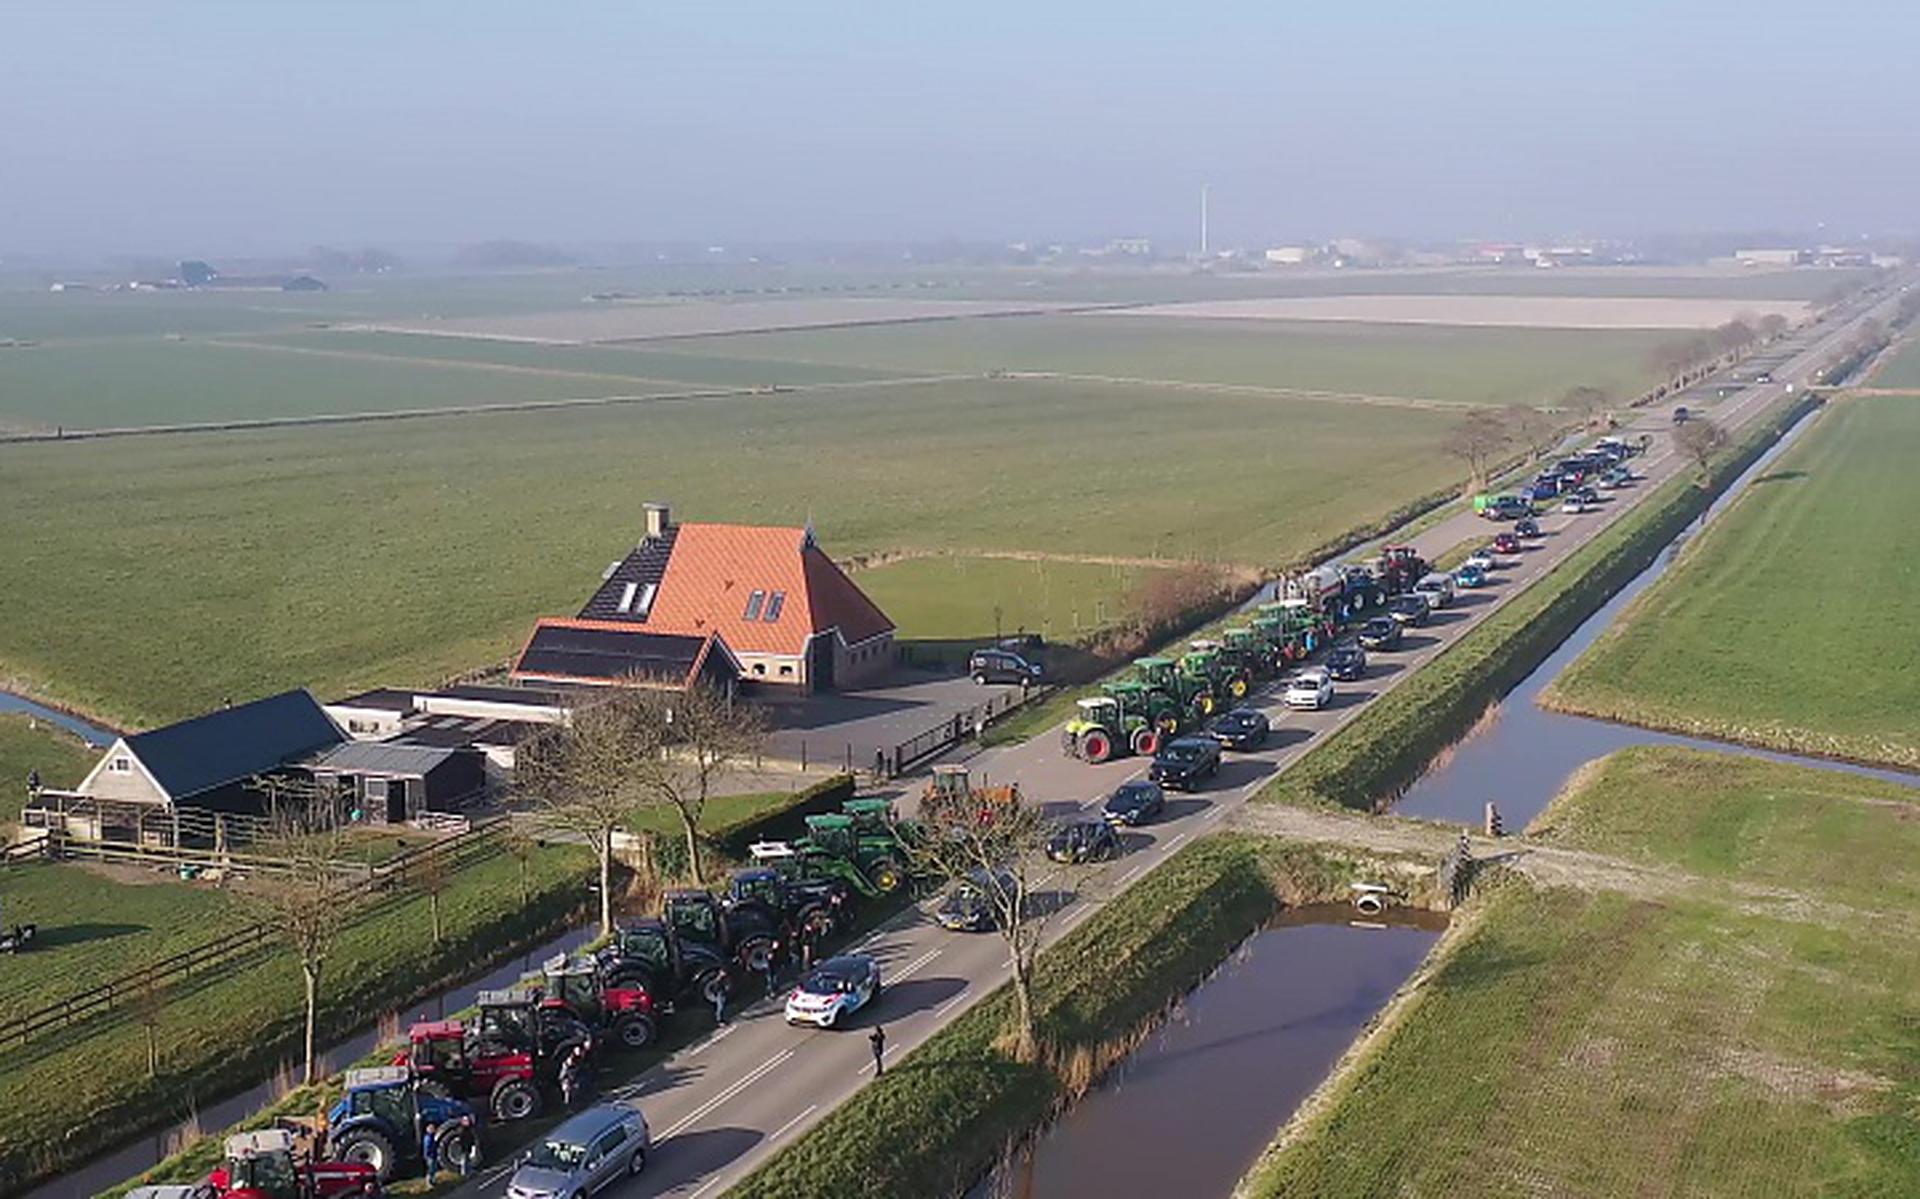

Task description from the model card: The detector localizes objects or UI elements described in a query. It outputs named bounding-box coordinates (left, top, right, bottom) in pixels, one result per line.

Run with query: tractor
left=1181, top=643, right=1253, bottom=702
left=725, top=866, right=850, bottom=947
left=539, top=953, right=659, bottom=1050
left=920, top=763, right=1024, bottom=828
left=397, top=987, right=591, bottom=1122
left=664, top=887, right=781, bottom=975
left=1250, top=613, right=1304, bottom=667
left=326, top=1067, right=480, bottom=1182
left=1061, top=694, right=1162, bottom=764
left=196, top=1130, right=380, bottom=1199
left=1219, top=627, right=1278, bottom=679
left=598, top=917, right=736, bottom=1016
left=1258, top=603, right=1327, bottom=657
left=1132, top=656, right=1217, bottom=722
left=1373, top=546, right=1428, bottom=596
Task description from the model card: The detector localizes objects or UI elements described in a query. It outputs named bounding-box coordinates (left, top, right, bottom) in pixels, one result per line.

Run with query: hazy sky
left=4, top=0, right=1916, bottom=257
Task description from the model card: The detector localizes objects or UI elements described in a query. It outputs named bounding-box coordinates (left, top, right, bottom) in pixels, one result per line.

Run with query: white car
left=1463, top=549, right=1497, bottom=573
left=1412, top=572, right=1455, bottom=609
left=1284, top=668, right=1335, bottom=710
left=784, top=953, right=881, bottom=1028
left=1561, top=495, right=1589, bottom=514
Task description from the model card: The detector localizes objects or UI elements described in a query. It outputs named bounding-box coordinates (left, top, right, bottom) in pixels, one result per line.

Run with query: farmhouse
left=511, top=502, right=894, bottom=694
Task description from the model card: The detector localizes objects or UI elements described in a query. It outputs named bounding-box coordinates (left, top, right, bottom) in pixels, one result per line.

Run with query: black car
left=1148, top=737, right=1222, bottom=791
left=1573, top=486, right=1600, bottom=505
left=1515, top=516, right=1541, bottom=538
left=967, top=648, right=1043, bottom=686
left=934, top=868, right=1019, bottom=932
left=1102, top=779, right=1166, bottom=826
left=1325, top=641, right=1368, bottom=680
left=1357, top=617, right=1402, bottom=651
left=1047, top=820, right=1119, bottom=864
left=1207, top=707, right=1271, bottom=751
left=1387, top=594, right=1431, bottom=627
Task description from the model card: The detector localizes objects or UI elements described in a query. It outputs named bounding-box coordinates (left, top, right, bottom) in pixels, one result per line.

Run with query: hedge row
left=1260, top=394, right=1820, bottom=812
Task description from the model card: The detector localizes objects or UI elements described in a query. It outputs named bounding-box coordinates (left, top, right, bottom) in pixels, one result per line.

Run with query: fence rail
left=890, top=684, right=1054, bottom=773
left=0, top=815, right=507, bottom=1055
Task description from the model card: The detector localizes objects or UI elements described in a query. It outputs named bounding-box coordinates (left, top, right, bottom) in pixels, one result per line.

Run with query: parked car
left=1413, top=572, right=1455, bottom=609
left=1284, top=668, right=1335, bottom=711
left=935, top=868, right=1019, bottom=932
left=1673, top=406, right=1691, bottom=425
left=1102, top=779, right=1166, bottom=826
left=1561, top=495, right=1590, bottom=514
left=1755, top=371, right=1773, bottom=383
left=1207, top=706, right=1271, bottom=750
left=1454, top=562, right=1488, bottom=589
left=1387, top=594, right=1432, bottom=626
left=1148, top=737, right=1222, bottom=790
left=967, top=648, right=1042, bottom=686
left=505, top=1102, right=650, bottom=1199
left=1357, top=616, right=1402, bottom=650
left=1574, top=486, right=1600, bottom=505
left=1046, top=820, right=1118, bottom=864
left=784, top=954, right=880, bottom=1028
left=1481, top=495, right=1531, bottom=521
left=1515, top=517, right=1541, bottom=538
left=1492, top=532, right=1521, bottom=554
left=1325, top=641, right=1368, bottom=680
left=1463, top=548, right=1497, bottom=573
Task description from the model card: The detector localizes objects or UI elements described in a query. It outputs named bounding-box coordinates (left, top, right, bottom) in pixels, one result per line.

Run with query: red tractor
left=1376, top=546, right=1429, bottom=596
left=204, top=1130, right=379, bottom=1199
left=539, top=953, right=659, bottom=1050
left=396, top=988, right=593, bottom=1122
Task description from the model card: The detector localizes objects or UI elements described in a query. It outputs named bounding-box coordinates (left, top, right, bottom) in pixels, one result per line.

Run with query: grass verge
left=729, top=833, right=1443, bottom=1199
left=0, top=712, right=94, bottom=825
left=1257, top=394, right=1819, bottom=811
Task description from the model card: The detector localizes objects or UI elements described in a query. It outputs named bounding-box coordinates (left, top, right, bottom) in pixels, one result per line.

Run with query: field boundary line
left=1012, top=371, right=1479, bottom=411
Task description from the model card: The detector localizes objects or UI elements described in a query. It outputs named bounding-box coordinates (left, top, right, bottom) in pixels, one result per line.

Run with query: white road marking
left=687, top=1024, right=738, bottom=1056
left=890, top=946, right=943, bottom=983
left=661, top=1048, right=795, bottom=1140
left=1166, top=832, right=1188, bottom=850
left=771, top=1104, right=819, bottom=1141
left=687, top=1176, right=724, bottom=1199
left=1117, top=864, right=1143, bottom=885
left=934, top=987, right=971, bottom=1018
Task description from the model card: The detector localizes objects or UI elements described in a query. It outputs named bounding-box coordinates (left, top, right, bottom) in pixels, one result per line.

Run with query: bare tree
left=1559, top=385, right=1612, bottom=428
left=1673, top=417, right=1729, bottom=484
left=501, top=824, right=539, bottom=909
left=131, top=973, right=166, bottom=1078
left=243, top=794, right=360, bottom=1085
left=412, top=846, right=449, bottom=945
left=899, top=797, right=1084, bottom=1062
left=1442, top=409, right=1513, bottom=488
left=1757, top=313, right=1790, bottom=341
left=634, top=686, right=767, bottom=886
left=1506, top=405, right=1562, bottom=462
left=515, top=692, right=663, bottom=937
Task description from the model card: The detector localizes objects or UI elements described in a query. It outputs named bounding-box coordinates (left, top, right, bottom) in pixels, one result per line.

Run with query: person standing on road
left=869, top=1025, right=887, bottom=1076
left=711, top=984, right=728, bottom=1026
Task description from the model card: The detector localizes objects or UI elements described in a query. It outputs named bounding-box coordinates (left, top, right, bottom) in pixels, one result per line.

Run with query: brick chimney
left=643, top=502, right=673, bottom=542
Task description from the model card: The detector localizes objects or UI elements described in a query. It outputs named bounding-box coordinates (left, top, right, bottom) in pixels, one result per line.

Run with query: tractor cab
left=922, top=763, right=1023, bottom=827
left=212, top=1129, right=380, bottom=1199
left=664, top=889, right=726, bottom=947
left=727, top=867, right=788, bottom=913
left=403, top=1020, right=471, bottom=1076
left=803, top=813, right=859, bottom=859
left=1131, top=656, right=1177, bottom=691
left=541, top=953, right=658, bottom=1051
left=473, top=986, right=583, bottom=1061
left=541, top=954, right=610, bottom=1019
left=840, top=797, right=895, bottom=835
left=328, top=1067, right=479, bottom=1181
left=727, top=866, right=848, bottom=941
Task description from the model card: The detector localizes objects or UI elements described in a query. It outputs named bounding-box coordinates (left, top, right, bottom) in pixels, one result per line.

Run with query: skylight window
left=764, top=591, right=786, bottom=622
left=635, top=583, right=657, bottom=618
left=616, top=581, right=638, bottom=613
left=743, top=590, right=766, bottom=621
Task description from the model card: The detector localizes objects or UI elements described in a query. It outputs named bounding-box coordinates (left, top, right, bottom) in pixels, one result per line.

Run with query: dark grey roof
left=578, top=528, right=678, bottom=623
left=330, top=688, right=419, bottom=713
left=125, top=689, right=346, bottom=802
left=433, top=683, right=573, bottom=708
left=515, top=624, right=707, bottom=685
left=308, top=741, right=459, bottom=777
left=395, top=715, right=546, bottom=749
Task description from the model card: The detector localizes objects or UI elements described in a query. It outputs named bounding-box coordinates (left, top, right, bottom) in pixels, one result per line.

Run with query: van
left=967, top=648, right=1043, bottom=686
left=1413, top=572, right=1456, bottom=609
left=506, top=1102, right=650, bottom=1199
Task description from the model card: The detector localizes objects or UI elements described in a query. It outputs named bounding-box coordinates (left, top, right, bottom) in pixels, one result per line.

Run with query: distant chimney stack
left=643, top=502, right=672, bottom=541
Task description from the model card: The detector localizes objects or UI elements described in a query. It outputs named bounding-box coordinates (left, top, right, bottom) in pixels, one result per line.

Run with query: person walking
left=868, top=1025, right=887, bottom=1077
left=558, top=1040, right=588, bottom=1108
left=711, top=983, right=727, bottom=1026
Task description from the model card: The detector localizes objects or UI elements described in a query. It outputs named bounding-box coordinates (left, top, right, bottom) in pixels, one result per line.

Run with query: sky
left=3, top=0, right=1916, bottom=259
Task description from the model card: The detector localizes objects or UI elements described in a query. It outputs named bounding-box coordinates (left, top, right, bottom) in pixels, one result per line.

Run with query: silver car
left=507, top=1102, right=650, bottom=1199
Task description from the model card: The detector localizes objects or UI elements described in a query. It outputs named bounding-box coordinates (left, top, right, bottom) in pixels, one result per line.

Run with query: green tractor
left=1258, top=602, right=1325, bottom=658
left=750, top=811, right=913, bottom=898
left=1104, top=679, right=1182, bottom=734
left=1219, top=627, right=1277, bottom=680
left=1182, top=642, right=1253, bottom=703
left=1061, top=694, right=1165, bottom=764
left=1249, top=613, right=1301, bottom=668
left=1132, top=656, right=1218, bottom=723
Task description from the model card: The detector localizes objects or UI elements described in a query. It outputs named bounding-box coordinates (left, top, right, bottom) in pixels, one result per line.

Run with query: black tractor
left=663, top=888, right=780, bottom=975
left=597, top=917, right=735, bottom=1019
left=726, top=866, right=851, bottom=946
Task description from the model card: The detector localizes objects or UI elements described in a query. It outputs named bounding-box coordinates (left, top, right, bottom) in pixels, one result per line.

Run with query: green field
left=657, top=315, right=1677, bottom=405
left=1868, top=335, right=1920, bottom=388
left=0, top=713, right=95, bottom=824
left=1547, top=394, right=1920, bottom=769
left=1245, top=748, right=1920, bottom=1197
left=0, top=377, right=1467, bottom=727
left=853, top=555, right=1171, bottom=643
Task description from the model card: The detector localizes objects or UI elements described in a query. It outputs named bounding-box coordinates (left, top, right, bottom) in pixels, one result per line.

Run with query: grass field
left=655, top=315, right=1677, bottom=406
left=853, top=555, right=1171, bottom=644
left=1868, top=335, right=1920, bottom=388
left=1248, top=749, right=1920, bottom=1197
left=0, top=713, right=94, bottom=824
left=0, top=377, right=1468, bottom=727
left=1546, top=394, right=1920, bottom=769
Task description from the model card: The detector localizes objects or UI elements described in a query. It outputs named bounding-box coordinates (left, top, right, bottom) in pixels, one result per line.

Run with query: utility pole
left=1200, top=183, right=1211, bottom=257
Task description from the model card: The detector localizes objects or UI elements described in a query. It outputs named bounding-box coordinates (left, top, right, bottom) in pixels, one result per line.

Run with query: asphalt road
left=455, top=288, right=1901, bottom=1199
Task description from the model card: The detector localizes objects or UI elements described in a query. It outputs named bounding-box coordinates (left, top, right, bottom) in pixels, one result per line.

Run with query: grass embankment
left=1867, top=338, right=1920, bottom=388
left=0, top=377, right=1469, bottom=729
left=731, top=834, right=1443, bottom=1199
left=0, top=837, right=593, bottom=1195
left=1546, top=394, right=1920, bottom=770
left=1242, top=747, right=1920, bottom=1197
left=0, top=712, right=94, bottom=825
left=1258, top=394, right=1819, bottom=811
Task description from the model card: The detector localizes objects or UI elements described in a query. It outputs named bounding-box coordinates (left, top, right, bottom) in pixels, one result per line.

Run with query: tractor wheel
left=1228, top=675, right=1250, bottom=700
left=697, top=968, right=734, bottom=1006
left=738, top=935, right=777, bottom=976
left=1130, top=727, right=1161, bottom=756
left=437, top=1125, right=480, bottom=1176
left=612, top=1012, right=657, bottom=1051
left=869, top=857, right=905, bottom=893
left=333, top=1128, right=397, bottom=1181
left=1153, top=712, right=1180, bottom=736
left=491, top=1077, right=542, bottom=1122
left=1194, top=693, right=1217, bottom=718
left=1079, top=729, right=1113, bottom=764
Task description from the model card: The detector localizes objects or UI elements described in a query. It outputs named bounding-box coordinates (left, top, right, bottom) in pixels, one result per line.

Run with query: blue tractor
left=326, top=1066, right=482, bottom=1183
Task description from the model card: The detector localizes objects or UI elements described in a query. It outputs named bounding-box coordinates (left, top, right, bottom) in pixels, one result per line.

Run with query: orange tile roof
left=642, top=522, right=893, bottom=656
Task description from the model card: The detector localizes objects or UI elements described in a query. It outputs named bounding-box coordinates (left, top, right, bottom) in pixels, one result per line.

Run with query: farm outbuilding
left=306, top=742, right=485, bottom=824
